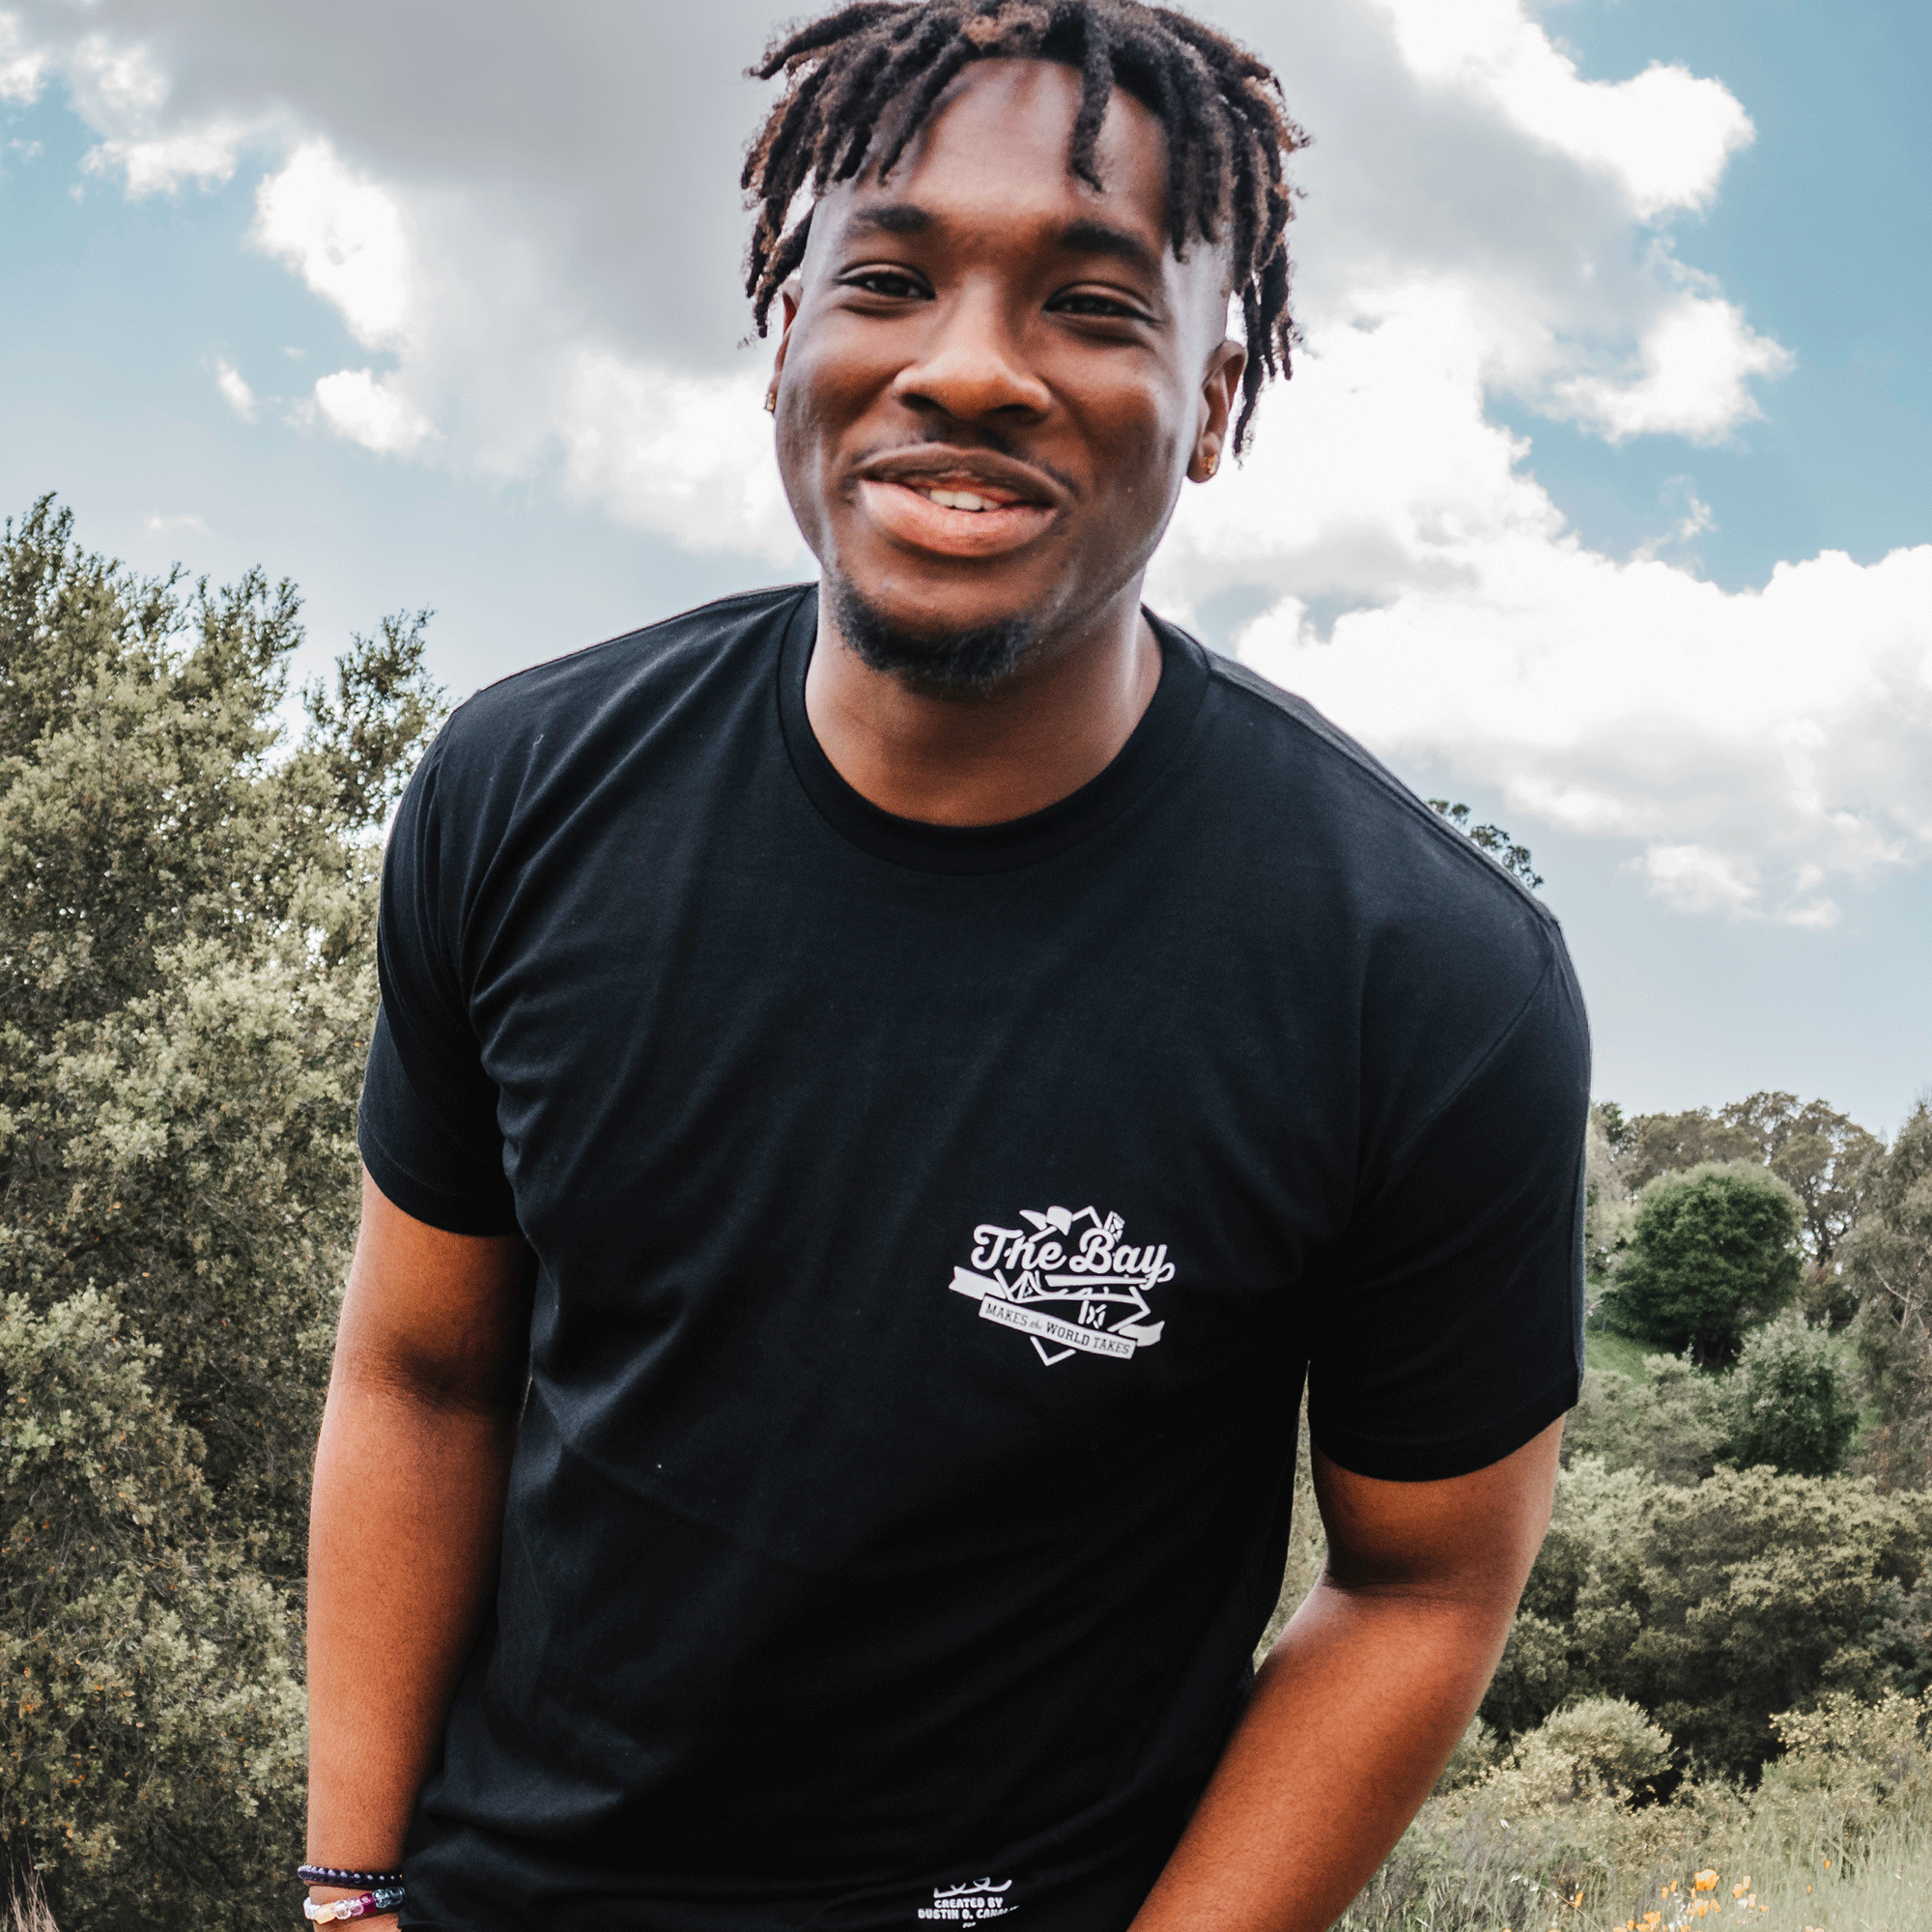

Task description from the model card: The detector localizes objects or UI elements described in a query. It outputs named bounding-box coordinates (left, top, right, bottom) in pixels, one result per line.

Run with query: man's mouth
left=856, top=479, right=1056, bottom=558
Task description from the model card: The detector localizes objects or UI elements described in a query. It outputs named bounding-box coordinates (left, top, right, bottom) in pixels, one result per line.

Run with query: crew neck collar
left=775, top=584, right=1209, bottom=876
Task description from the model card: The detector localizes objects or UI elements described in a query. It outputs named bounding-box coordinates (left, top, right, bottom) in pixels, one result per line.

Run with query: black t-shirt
left=361, top=584, right=1588, bottom=1932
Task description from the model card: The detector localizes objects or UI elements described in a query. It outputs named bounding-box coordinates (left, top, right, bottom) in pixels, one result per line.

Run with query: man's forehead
left=825, top=57, right=1176, bottom=263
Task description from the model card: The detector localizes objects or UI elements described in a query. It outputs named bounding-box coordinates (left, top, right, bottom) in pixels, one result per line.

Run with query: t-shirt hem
left=1311, top=1368, right=1579, bottom=1484
left=359, top=1115, right=522, bottom=1237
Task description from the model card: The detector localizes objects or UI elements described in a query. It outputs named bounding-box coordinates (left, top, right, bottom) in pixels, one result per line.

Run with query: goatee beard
left=826, top=574, right=1037, bottom=696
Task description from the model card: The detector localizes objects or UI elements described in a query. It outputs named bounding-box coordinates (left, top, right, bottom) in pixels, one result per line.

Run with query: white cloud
left=144, top=511, right=209, bottom=535
left=313, top=368, right=434, bottom=454
left=253, top=141, right=412, bottom=349
left=561, top=354, right=808, bottom=565
left=1554, top=292, right=1794, bottom=444
left=1373, top=0, right=1754, bottom=215
left=212, top=357, right=256, bottom=421
left=64, top=32, right=251, bottom=193
left=0, top=12, right=46, bottom=102
left=1148, top=280, right=1932, bottom=923
left=1640, top=845, right=1760, bottom=917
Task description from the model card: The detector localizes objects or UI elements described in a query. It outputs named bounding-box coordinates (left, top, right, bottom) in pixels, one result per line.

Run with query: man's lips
left=856, top=479, right=1057, bottom=558
left=849, top=449, right=1065, bottom=560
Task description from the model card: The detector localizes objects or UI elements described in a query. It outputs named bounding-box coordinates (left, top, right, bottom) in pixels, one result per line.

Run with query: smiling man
left=303, top=5, right=1587, bottom=1930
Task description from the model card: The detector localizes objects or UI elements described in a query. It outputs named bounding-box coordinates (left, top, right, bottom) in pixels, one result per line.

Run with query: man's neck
left=803, top=584, right=1162, bottom=827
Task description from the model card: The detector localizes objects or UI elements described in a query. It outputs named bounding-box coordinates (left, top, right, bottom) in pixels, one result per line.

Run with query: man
left=306, top=4, right=1586, bottom=1928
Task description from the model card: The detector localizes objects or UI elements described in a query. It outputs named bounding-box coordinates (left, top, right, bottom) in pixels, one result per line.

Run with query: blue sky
left=2, top=0, right=1927, bottom=1138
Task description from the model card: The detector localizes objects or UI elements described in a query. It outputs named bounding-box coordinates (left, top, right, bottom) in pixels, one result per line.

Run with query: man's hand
left=304, top=1171, right=534, bottom=1893
left=1128, top=1417, right=1564, bottom=1932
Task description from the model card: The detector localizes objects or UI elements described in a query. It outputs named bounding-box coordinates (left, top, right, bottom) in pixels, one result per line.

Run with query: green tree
left=1844, top=1102, right=1932, bottom=1491
left=0, top=497, right=441, bottom=1927
left=1619, top=1094, right=1880, bottom=1312
left=1725, top=1316, right=1861, bottom=1479
left=1602, top=1161, right=1803, bottom=1368
left=1425, top=799, right=1542, bottom=891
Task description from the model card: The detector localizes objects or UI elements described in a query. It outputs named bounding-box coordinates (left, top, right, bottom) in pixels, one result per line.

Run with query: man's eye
left=1051, top=292, right=1148, bottom=322
left=847, top=270, right=927, bottom=299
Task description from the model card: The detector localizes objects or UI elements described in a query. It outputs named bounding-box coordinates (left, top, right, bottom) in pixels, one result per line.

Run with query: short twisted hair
left=742, top=0, right=1308, bottom=453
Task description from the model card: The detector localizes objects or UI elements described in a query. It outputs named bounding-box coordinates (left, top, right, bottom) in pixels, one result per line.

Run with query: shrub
left=1564, top=1356, right=1730, bottom=1487
left=1485, top=1458, right=1932, bottom=1778
left=1844, top=1102, right=1932, bottom=1491
left=1726, top=1316, right=1861, bottom=1478
left=1603, top=1161, right=1803, bottom=1367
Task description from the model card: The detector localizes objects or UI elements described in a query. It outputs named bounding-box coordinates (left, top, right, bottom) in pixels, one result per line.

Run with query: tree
left=1725, top=1317, right=1861, bottom=1479
left=1844, top=1102, right=1932, bottom=1491
left=1426, top=799, right=1542, bottom=891
left=0, top=497, right=442, bottom=1927
left=1602, top=1161, right=1803, bottom=1368
left=1618, top=1094, right=1880, bottom=1311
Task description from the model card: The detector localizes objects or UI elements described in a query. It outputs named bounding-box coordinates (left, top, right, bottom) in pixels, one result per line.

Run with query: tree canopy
left=1602, top=1161, right=1803, bottom=1368
left=0, top=497, right=441, bottom=1929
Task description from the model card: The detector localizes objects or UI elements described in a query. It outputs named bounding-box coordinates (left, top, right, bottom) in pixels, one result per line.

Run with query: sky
left=1, top=0, right=1927, bottom=1138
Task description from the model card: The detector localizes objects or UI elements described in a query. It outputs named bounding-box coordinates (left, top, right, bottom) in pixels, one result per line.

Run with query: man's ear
left=1188, top=338, right=1247, bottom=483
left=772, top=278, right=804, bottom=385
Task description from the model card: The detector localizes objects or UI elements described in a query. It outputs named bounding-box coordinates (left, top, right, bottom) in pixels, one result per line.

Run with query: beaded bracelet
left=298, top=1869, right=405, bottom=1889
left=303, top=1888, right=405, bottom=1922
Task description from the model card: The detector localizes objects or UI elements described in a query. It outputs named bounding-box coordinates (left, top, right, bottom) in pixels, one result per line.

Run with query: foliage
left=1426, top=798, right=1542, bottom=890
left=1564, top=1357, right=1731, bottom=1488
left=1614, top=1094, right=1880, bottom=1320
left=1340, top=1688, right=1932, bottom=1932
left=1726, top=1318, right=1861, bottom=1480
left=1601, top=1162, right=1803, bottom=1368
left=1844, top=1101, right=1932, bottom=1491
left=0, top=498, right=441, bottom=1927
left=1584, top=1106, right=1640, bottom=1284
left=1484, top=1458, right=1932, bottom=1779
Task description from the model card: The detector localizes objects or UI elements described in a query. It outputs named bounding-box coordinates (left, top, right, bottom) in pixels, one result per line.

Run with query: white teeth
left=924, top=489, right=995, bottom=512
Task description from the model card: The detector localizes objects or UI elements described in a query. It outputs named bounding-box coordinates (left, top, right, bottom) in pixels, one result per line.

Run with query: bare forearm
left=1127, top=1577, right=1512, bottom=1932
left=305, top=1372, right=515, bottom=1879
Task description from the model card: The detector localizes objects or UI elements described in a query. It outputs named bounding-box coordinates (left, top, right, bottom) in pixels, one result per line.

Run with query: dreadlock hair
left=742, top=0, right=1308, bottom=455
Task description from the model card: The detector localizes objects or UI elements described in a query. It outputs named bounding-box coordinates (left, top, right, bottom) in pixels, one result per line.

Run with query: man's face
left=771, top=58, right=1241, bottom=685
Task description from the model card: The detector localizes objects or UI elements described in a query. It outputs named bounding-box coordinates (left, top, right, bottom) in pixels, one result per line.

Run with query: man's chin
left=826, top=574, right=1038, bottom=696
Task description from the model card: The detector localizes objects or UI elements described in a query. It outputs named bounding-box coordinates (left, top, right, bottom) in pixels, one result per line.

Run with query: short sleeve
left=1307, top=947, right=1588, bottom=1482
left=358, top=741, right=521, bottom=1237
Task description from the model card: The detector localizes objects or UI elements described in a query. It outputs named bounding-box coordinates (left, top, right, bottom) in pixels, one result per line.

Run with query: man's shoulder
left=432, top=582, right=810, bottom=772
left=1197, top=644, right=1558, bottom=940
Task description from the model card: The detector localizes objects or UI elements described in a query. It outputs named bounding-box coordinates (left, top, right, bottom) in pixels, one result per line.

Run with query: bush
left=0, top=499, right=440, bottom=1925
left=1564, top=1356, right=1731, bottom=1487
left=1484, top=1458, right=1932, bottom=1778
left=1726, top=1316, right=1861, bottom=1478
left=1603, top=1162, right=1803, bottom=1367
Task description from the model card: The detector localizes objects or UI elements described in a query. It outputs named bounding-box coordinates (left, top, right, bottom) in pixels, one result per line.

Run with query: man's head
left=743, top=1, right=1306, bottom=694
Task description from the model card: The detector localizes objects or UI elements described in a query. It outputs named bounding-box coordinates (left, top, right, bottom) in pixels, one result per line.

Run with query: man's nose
left=891, top=291, right=1051, bottom=424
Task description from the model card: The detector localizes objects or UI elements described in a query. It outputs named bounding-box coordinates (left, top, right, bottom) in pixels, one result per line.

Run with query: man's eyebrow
left=1053, top=218, right=1162, bottom=277
left=845, top=201, right=933, bottom=238
left=841, top=203, right=1162, bottom=276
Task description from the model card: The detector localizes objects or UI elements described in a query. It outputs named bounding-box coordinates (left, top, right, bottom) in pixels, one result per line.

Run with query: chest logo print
left=949, top=1206, right=1173, bottom=1367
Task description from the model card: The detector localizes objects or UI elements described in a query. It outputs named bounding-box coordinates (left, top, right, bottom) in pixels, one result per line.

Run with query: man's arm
left=304, top=1172, right=534, bottom=1921
left=1129, top=1418, right=1563, bottom=1932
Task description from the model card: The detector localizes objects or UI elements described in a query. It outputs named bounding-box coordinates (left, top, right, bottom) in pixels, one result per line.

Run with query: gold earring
left=1201, top=451, right=1218, bottom=478
left=764, top=387, right=778, bottom=414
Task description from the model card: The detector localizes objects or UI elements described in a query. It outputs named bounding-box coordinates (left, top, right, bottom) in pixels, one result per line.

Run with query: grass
left=1584, top=1323, right=1656, bottom=1380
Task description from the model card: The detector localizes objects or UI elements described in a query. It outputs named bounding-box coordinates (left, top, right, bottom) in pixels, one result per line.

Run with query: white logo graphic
left=949, top=1205, right=1173, bottom=1367
left=918, top=1878, right=1016, bottom=1922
